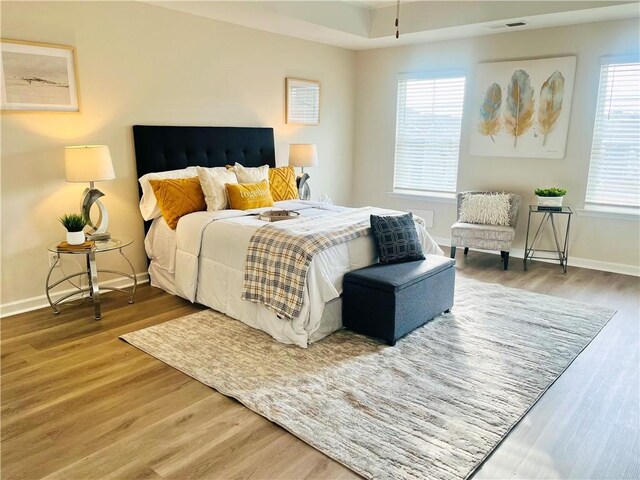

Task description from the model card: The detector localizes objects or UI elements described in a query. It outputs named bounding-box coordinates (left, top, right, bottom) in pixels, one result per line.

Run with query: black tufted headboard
left=133, top=125, right=276, bottom=233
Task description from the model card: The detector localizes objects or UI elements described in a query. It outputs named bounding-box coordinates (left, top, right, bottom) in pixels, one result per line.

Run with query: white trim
left=601, top=54, right=640, bottom=66
left=388, top=191, right=457, bottom=204
left=432, top=236, right=640, bottom=277
left=397, top=69, right=466, bottom=81
left=577, top=208, right=640, bottom=221
left=432, top=235, right=452, bottom=246
left=0, top=272, right=149, bottom=318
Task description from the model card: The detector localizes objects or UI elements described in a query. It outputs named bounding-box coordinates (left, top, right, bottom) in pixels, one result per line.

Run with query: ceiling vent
left=487, top=21, right=527, bottom=30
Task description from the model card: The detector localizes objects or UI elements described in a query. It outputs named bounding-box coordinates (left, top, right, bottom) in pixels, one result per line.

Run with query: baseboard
left=0, top=272, right=150, bottom=318
left=3, top=235, right=638, bottom=317
left=432, top=236, right=640, bottom=277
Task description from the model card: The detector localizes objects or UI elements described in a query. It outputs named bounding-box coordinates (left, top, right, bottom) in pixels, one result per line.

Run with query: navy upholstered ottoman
left=342, top=255, right=455, bottom=346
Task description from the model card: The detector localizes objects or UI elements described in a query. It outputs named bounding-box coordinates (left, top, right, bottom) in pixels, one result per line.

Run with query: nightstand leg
left=119, top=248, right=137, bottom=303
left=524, top=210, right=532, bottom=271
left=563, top=213, right=572, bottom=274
left=45, top=257, right=61, bottom=314
left=86, top=255, right=93, bottom=298
left=88, top=251, right=101, bottom=320
left=549, top=214, right=565, bottom=269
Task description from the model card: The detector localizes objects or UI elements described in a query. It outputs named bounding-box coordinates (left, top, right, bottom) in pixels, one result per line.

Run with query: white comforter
left=148, top=200, right=443, bottom=347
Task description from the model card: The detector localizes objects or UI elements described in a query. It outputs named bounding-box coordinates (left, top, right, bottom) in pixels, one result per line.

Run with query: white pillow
left=459, top=193, right=511, bottom=226
left=233, top=162, right=269, bottom=184
left=197, top=166, right=238, bottom=211
left=138, top=167, right=197, bottom=220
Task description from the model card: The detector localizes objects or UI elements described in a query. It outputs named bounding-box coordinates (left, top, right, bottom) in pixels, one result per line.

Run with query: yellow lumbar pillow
left=226, top=180, right=274, bottom=210
left=268, top=166, right=299, bottom=201
left=149, top=177, right=206, bottom=229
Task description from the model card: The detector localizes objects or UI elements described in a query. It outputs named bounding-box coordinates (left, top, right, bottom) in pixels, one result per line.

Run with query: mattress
left=145, top=201, right=443, bottom=346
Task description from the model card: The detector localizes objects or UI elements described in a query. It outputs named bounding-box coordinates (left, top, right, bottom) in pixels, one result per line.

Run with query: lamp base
left=297, top=173, right=311, bottom=201
left=82, top=186, right=110, bottom=235
left=86, top=231, right=111, bottom=241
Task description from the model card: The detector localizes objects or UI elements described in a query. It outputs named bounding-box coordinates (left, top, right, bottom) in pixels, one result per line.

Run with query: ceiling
left=346, top=0, right=399, bottom=9
left=147, top=1, right=640, bottom=50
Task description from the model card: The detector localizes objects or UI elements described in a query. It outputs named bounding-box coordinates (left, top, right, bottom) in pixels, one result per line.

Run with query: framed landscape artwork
left=469, top=56, right=576, bottom=159
left=286, top=77, right=320, bottom=125
left=1, top=39, right=80, bottom=112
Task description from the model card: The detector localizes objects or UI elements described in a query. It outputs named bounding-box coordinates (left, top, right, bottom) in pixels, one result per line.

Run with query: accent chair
left=450, top=191, right=522, bottom=270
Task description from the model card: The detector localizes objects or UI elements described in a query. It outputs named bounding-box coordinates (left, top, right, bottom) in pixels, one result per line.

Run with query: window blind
left=585, top=58, right=640, bottom=211
left=393, top=73, right=466, bottom=194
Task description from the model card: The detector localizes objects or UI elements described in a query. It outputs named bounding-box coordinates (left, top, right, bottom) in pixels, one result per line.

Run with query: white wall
left=353, top=19, right=640, bottom=272
left=0, top=1, right=356, bottom=308
left=1, top=4, right=638, bottom=313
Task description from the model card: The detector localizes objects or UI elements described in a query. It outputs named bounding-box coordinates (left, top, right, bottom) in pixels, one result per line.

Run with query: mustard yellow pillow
left=226, top=180, right=274, bottom=210
left=149, top=177, right=206, bottom=229
left=268, top=166, right=299, bottom=201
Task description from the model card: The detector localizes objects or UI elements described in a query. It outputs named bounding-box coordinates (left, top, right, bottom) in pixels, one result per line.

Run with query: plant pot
left=537, top=196, right=563, bottom=207
left=66, top=231, right=85, bottom=245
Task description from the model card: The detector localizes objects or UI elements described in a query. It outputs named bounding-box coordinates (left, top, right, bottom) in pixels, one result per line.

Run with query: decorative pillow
left=225, top=180, right=274, bottom=210
left=268, top=166, right=298, bottom=201
left=138, top=167, right=197, bottom=220
left=370, top=213, right=425, bottom=265
left=459, top=193, right=511, bottom=226
left=196, top=166, right=238, bottom=211
left=149, top=177, right=206, bottom=229
left=233, top=163, right=269, bottom=184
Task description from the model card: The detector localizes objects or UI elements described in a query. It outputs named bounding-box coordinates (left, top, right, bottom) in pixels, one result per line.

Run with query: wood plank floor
left=2, top=251, right=639, bottom=480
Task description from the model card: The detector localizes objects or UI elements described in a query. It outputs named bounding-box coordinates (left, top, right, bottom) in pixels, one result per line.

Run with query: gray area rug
left=121, top=277, right=615, bottom=480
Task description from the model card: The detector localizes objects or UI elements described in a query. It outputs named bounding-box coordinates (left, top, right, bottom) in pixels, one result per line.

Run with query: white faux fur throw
left=459, top=193, right=511, bottom=226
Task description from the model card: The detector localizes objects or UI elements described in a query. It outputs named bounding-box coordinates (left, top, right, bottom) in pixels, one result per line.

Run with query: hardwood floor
left=2, top=251, right=638, bottom=480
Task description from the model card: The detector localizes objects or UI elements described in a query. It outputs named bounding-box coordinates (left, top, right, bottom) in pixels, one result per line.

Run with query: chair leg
left=464, top=247, right=469, bottom=255
left=502, top=251, right=510, bottom=270
left=450, top=246, right=456, bottom=258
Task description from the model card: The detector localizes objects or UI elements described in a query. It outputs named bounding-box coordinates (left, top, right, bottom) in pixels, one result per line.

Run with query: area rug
left=121, top=277, right=615, bottom=480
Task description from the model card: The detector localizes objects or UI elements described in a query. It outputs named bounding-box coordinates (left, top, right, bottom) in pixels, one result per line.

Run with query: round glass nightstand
left=45, top=235, right=136, bottom=319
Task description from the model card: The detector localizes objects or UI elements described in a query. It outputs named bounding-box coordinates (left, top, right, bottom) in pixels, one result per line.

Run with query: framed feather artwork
left=469, top=56, right=576, bottom=159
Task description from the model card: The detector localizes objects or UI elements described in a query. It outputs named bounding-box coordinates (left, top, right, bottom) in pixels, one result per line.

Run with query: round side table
left=45, top=236, right=136, bottom=320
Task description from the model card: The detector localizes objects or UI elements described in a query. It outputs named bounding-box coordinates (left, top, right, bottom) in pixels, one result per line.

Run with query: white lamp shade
left=65, top=145, right=115, bottom=182
left=289, top=144, right=318, bottom=168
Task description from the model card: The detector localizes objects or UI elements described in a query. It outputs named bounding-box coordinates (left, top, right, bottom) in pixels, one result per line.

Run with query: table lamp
left=65, top=145, right=115, bottom=240
left=289, top=144, right=318, bottom=201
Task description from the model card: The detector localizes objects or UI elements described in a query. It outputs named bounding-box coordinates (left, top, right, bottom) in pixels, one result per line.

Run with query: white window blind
left=393, top=73, right=466, bottom=194
left=585, top=58, right=640, bottom=212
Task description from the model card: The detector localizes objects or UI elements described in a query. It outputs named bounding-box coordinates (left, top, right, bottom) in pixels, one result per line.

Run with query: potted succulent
left=535, top=187, right=567, bottom=207
left=59, top=213, right=87, bottom=245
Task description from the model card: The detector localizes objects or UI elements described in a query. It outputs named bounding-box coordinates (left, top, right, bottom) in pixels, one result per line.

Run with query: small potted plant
left=59, top=213, right=87, bottom=245
left=535, top=187, right=567, bottom=207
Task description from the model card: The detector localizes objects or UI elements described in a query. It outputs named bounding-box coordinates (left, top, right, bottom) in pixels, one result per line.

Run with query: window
left=393, top=72, right=466, bottom=195
left=585, top=57, right=640, bottom=213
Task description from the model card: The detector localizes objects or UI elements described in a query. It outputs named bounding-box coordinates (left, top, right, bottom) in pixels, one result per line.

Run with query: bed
left=133, top=125, right=443, bottom=347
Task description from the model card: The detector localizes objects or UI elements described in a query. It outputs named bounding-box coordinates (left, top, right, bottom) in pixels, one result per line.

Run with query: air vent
left=486, top=21, right=527, bottom=30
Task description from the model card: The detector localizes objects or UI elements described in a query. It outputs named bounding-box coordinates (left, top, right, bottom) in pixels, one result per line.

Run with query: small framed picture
left=1, top=39, right=80, bottom=112
left=286, top=77, right=320, bottom=125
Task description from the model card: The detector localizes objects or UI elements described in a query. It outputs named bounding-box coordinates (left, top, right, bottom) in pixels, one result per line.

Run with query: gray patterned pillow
left=370, top=213, right=425, bottom=265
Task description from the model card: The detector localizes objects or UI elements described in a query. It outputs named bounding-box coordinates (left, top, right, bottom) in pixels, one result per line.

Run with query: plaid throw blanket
left=242, top=207, right=386, bottom=320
